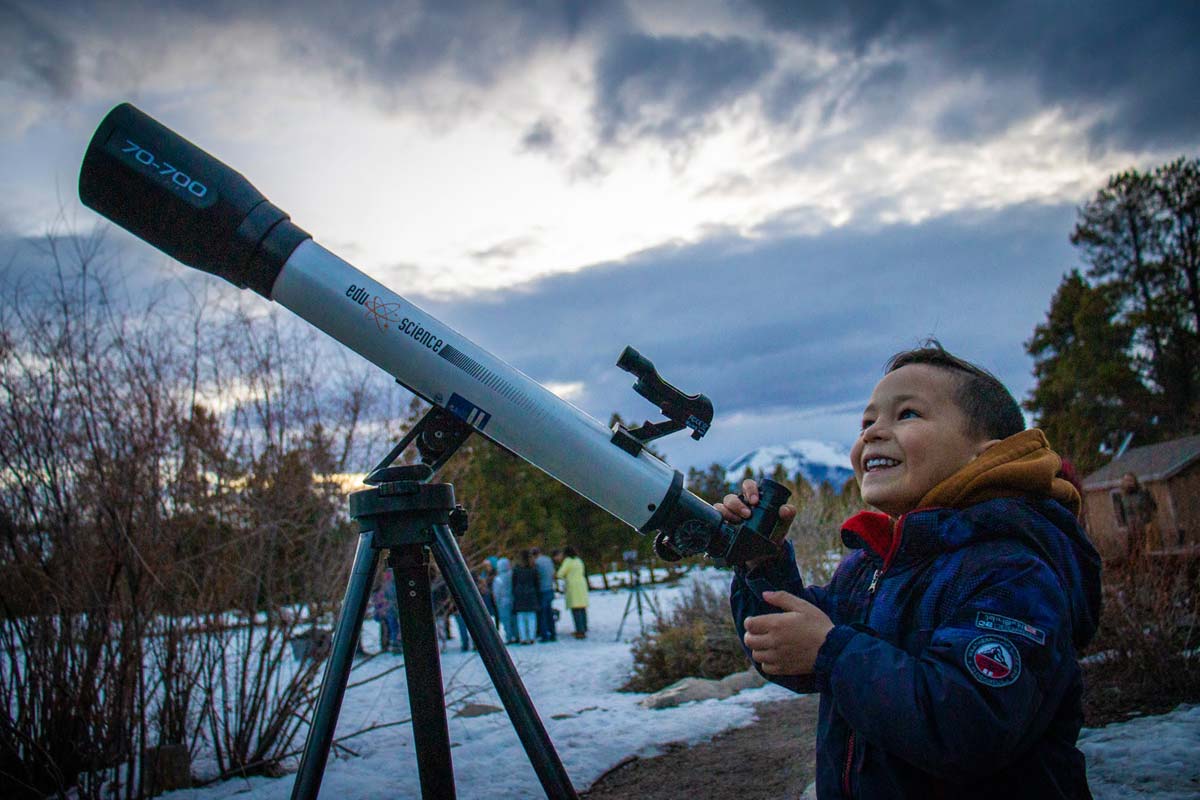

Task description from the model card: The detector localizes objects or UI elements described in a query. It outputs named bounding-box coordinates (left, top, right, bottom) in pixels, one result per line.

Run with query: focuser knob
left=671, top=518, right=715, bottom=556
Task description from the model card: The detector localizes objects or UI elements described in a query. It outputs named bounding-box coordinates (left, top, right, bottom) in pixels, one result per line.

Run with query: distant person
left=477, top=559, right=499, bottom=630
left=492, top=557, right=516, bottom=644
left=450, top=596, right=471, bottom=652
left=554, top=546, right=589, bottom=639
left=430, top=573, right=454, bottom=651
left=511, top=550, right=540, bottom=645
left=721, top=342, right=1100, bottom=798
left=533, top=547, right=558, bottom=642
left=1119, top=471, right=1158, bottom=563
left=369, top=567, right=401, bottom=653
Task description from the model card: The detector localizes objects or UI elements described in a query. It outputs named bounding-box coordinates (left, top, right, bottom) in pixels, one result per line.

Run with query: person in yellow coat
left=554, top=547, right=589, bottom=639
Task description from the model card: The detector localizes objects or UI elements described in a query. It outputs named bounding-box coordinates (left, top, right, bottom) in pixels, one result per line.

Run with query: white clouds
left=543, top=381, right=586, bottom=402
left=5, top=2, right=1191, bottom=298
left=9, top=1, right=1196, bottom=482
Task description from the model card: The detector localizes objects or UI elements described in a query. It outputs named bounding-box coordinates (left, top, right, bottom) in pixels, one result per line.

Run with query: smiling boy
left=721, top=343, right=1101, bottom=799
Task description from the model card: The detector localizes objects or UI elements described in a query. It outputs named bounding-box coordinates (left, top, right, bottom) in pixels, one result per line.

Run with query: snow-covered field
left=164, top=568, right=1199, bottom=800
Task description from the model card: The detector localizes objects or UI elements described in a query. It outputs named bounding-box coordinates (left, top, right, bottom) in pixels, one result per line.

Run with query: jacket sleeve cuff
left=735, top=539, right=802, bottom=597
left=813, top=624, right=859, bottom=692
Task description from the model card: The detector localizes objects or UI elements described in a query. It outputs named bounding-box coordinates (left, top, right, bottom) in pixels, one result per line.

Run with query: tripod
left=614, top=562, right=659, bottom=641
left=290, top=415, right=577, bottom=799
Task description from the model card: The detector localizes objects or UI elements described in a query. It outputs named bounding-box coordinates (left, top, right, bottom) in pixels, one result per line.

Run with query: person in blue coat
left=491, top=557, right=516, bottom=644
left=723, top=343, right=1101, bottom=799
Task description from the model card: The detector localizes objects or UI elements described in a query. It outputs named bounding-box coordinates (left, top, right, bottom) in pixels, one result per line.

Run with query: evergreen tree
left=1025, top=271, right=1153, bottom=473
left=685, top=462, right=731, bottom=504
left=792, top=472, right=816, bottom=507
left=1069, top=160, right=1200, bottom=435
left=1155, top=156, right=1200, bottom=426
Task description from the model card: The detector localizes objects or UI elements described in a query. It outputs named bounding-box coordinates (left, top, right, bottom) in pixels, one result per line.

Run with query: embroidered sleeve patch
left=975, top=611, right=1046, bottom=645
left=964, top=635, right=1022, bottom=687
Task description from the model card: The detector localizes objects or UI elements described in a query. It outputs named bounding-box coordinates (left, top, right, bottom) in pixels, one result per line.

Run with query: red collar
left=842, top=510, right=901, bottom=568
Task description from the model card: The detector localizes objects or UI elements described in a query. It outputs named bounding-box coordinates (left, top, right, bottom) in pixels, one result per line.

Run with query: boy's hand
left=743, top=591, right=834, bottom=675
left=714, top=479, right=796, bottom=568
left=713, top=478, right=797, bottom=530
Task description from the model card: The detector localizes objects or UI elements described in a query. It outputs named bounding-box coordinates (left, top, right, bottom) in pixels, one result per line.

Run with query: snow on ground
left=164, top=568, right=1198, bottom=799
left=1080, top=704, right=1200, bottom=799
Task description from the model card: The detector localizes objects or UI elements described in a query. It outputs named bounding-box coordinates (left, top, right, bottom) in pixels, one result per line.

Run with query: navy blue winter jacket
left=731, top=494, right=1102, bottom=799
left=511, top=565, right=540, bottom=613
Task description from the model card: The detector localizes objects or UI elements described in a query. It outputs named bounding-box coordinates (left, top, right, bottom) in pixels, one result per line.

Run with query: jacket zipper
left=857, top=567, right=883, bottom=621
left=843, top=568, right=880, bottom=796
left=843, top=569, right=879, bottom=796
left=860, top=510, right=910, bottom=620
left=842, top=730, right=856, bottom=795
left=844, top=513, right=907, bottom=795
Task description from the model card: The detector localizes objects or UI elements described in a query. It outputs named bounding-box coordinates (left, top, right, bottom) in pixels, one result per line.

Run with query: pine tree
left=1154, top=157, right=1200, bottom=426
left=1069, top=160, right=1200, bottom=435
left=685, top=462, right=731, bottom=504
left=1025, top=271, right=1153, bottom=473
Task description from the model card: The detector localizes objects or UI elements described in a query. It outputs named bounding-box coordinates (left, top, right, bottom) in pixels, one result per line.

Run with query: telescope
left=78, top=102, right=789, bottom=566
left=78, top=103, right=791, bottom=799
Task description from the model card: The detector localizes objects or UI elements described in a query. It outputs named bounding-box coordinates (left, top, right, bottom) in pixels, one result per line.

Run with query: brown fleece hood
left=917, top=429, right=1081, bottom=516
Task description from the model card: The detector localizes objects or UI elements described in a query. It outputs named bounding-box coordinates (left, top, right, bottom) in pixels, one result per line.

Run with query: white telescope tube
left=77, top=102, right=689, bottom=533
left=271, top=240, right=677, bottom=529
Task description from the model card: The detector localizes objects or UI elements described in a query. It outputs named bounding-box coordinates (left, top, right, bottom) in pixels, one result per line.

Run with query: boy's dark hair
left=886, top=340, right=1024, bottom=441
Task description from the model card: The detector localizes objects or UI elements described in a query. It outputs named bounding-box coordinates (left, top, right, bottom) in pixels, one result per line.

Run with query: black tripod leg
left=292, top=531, right=380, bottom=800
left=430, top=524, right=579, bottom=800
left=390, top=543, right=456, bottom=800
left=615, top=590, right=635, bottom=642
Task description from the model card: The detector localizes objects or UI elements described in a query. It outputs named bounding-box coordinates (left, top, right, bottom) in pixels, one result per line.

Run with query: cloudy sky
left=3, top=0, right=1199, bottom=471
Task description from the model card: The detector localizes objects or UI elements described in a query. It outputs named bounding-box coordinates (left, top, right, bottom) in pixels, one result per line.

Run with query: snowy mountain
left=725, top=439, right=855, bottom=490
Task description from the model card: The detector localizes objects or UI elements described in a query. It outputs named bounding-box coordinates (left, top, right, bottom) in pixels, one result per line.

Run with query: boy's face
left=850, top=364, right=999, bottom=518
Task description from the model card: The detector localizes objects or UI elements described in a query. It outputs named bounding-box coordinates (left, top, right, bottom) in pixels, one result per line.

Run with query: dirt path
left=581, top=694, right=820, bottom=800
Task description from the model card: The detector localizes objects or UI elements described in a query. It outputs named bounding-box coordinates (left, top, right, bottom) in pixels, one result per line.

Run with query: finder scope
left=78, top=102, right=788, bottom=566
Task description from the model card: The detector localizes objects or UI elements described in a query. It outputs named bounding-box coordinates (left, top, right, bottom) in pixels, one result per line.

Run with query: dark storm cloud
left=417, top=201, right=1078, bottom=443
left=9, top=1, right=1197, bottom=153
left=592, top=33, right=775, bottom=142
left=0, top=2, right=79, bottom=98
left=3, top=0, right=624, bottom=100
left=272, top=0, right=621, bottom=94
left=749, top=0, right=1200, bottom=149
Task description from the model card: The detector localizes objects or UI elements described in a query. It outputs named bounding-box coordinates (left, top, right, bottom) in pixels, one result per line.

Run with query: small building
left=1080, top=433, right=1200, bottom=561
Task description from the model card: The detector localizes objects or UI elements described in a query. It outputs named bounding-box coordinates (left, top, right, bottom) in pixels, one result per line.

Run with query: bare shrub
left=0, top=234, right=386, bottom=797
left=782, top=479, right=858, bottom=587
left=1082, top=556, right=1200, bottom=724
left=0, top=234, right=189, bottom=798
left=620, top=471, right=859, bottom=695
left=623, top=578, right=748, bottom=693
